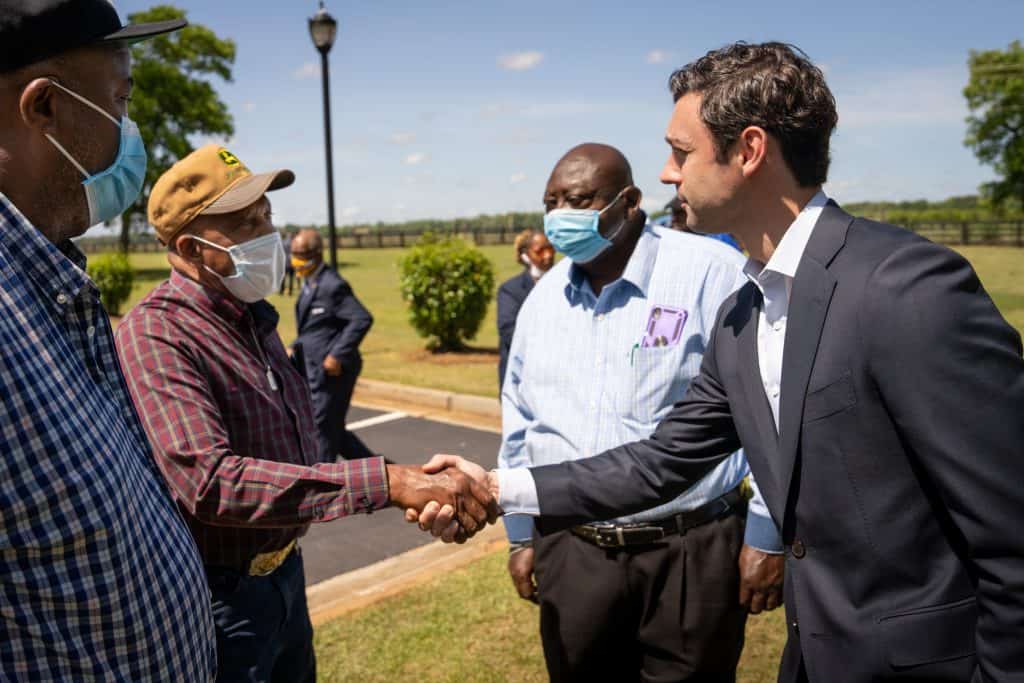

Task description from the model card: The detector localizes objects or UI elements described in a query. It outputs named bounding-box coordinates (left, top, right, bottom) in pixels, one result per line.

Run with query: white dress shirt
left=497, top=191, right=829, bottom=516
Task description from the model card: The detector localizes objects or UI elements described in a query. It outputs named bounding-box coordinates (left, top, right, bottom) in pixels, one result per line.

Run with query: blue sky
left=104, top=0, right=1024, bottom=231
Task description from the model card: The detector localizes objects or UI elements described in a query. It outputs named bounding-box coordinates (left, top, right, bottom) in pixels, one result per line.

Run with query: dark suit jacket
left=295, top=265, right=373, bottom=382
left=497, top=269, right=535, bottom=390
left=531, top=204, right=1024, bottom=682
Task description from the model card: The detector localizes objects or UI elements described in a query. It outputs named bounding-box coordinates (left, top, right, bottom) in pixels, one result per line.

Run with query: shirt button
left=87, top=325, right=96, bottom=338
left=771, top=385, right=780, bottom=397
left=773, top=321, right=784, bottom=331
left=56, top=292, right=68, bottom=305
left=596, top=313, right=605, bottom=321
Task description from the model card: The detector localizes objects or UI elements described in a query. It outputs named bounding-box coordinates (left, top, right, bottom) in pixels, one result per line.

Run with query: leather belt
left=248, top=540, right=296, bottom=577
left=571, top=488, right=745, bottom=549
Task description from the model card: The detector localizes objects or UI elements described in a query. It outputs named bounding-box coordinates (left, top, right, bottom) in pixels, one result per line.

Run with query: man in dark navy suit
left=291, top=229, right=374, bottom=460
left=496, top=229, right=554, bottom=390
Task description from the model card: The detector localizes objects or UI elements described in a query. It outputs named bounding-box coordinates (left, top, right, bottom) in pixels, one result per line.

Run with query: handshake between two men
left=387, top=456, right=497, bottom=543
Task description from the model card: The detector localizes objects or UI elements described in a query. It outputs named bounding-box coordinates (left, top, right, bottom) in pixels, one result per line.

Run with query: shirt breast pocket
left=618, top=347, right=684, bottom=425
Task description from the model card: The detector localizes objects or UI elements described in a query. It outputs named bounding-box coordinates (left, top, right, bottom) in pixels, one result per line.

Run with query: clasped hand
left=387, top=455, right=500, bottom=543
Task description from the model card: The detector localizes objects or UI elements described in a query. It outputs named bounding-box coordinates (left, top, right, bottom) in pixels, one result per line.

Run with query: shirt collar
left=0, top=192, right=94, bottom=307
left=567, top=223, right=660, bottom=299
left=743, top=189, right=829, bottom=283
left=169, top=268, right=249, bottom=325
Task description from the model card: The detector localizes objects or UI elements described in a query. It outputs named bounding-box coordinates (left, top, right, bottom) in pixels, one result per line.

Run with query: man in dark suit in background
left=496, top=229, right=554, bottom=390
left=291, top=229, right=375, bottom=460
left=423, top=42, right=1024, bottom=682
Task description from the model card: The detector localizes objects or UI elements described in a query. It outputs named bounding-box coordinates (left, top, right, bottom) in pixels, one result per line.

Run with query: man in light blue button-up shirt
left=498, top=143, right=782, bottom=682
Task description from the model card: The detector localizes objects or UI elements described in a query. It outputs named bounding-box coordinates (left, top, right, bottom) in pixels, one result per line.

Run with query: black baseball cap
left=1, top=0, right=186, bottom=73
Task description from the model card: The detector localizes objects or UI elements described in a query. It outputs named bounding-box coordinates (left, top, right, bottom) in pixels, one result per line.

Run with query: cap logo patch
left=218, top=149, right=241, bottom=166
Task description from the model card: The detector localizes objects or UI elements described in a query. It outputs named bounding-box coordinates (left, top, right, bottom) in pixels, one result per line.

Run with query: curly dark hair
left=669, top=42, right=838, bottom=187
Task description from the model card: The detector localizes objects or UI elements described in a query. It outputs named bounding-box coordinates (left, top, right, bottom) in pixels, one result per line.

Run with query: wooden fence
left=75, top=220, right=1024, bottom=254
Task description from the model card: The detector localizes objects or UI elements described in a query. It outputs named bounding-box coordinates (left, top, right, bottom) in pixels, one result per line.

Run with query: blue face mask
left=45, top=80, right=148, bottom=227
left=543, top=188, right=629, bottom=264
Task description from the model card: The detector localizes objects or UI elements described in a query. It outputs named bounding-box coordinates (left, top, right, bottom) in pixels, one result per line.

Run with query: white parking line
left=347, top=411, right=408, bottom=431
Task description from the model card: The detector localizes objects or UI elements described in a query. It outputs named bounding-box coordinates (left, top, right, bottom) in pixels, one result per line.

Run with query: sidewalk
left=305, top=379, right=506, bottom=626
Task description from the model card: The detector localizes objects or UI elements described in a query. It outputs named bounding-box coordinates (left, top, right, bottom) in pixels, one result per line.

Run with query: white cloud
left=341, top=206, right=361, bottom=218
left=390, top=132, right=417, bottom=145
left=498, top=51, right=544, bottom=72
left=293, top=62, right=320, bottom=80
left=403, top=152, right=428, bottom=166
left=509, top=172, right=528, bottom=185
left=646, top=49, right=672, bottom=65
left=243, top=102, right=256, bottom=113
left=834, top=65, right=966, bottom=128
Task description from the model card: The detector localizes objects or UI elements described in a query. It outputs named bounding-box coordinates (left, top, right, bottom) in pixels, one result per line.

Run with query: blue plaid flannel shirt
left=0, top=193, right=215, bottom=681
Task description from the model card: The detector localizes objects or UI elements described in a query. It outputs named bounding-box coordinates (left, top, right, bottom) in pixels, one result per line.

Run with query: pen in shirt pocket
left=630, top=342, right=639, bottom=367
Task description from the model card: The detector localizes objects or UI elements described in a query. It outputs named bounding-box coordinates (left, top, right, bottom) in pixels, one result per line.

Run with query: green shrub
left=398, top=234, right=495, bottom=352
left=87, top=253, right=134, bottom=316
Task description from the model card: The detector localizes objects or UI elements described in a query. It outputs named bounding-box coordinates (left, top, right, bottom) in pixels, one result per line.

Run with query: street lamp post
left=309, top=1, right=339, bottom=269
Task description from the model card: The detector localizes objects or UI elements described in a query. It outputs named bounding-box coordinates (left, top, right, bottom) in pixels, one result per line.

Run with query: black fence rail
left=75, top=220, right=1024, bottom=253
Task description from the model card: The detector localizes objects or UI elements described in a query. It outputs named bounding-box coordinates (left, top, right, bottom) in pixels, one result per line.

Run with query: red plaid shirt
left=116, top=270, right=389, bottom=571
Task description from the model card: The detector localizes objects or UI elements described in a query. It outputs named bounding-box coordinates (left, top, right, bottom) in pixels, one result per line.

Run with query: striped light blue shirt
left=499, top=225, right=781, bottom=551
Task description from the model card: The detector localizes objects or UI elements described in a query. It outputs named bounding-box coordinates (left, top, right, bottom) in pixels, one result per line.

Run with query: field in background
left=120, top=244, right=1024, bottom=398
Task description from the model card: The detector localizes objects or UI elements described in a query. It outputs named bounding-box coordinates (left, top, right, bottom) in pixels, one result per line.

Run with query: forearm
left=186, top=453, right=388, bottom=527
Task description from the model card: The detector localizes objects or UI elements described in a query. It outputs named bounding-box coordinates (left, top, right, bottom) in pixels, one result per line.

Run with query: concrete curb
left=353, top=378, right=501, bottom=420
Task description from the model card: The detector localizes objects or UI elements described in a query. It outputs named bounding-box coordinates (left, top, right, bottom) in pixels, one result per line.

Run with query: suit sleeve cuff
left=496, top=467, right=540, bottom=515
left=743, top=509, right=784, bottom=554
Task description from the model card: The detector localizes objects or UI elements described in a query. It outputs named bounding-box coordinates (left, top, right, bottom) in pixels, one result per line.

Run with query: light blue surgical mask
left=543, top=187, right=629, bottom=264
left=45, top=80, right=148, bottom=227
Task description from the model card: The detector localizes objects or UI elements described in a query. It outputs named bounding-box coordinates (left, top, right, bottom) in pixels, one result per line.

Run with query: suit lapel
left=776, top=203, right=852, bottom=509
left=728, top=283, right=787, bottom=523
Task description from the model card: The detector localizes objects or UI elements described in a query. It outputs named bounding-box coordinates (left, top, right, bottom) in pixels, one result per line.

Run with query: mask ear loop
left=598, top=186, right=633, bottom=243
left=48, top=79, right=121, bottom=126
left=43, top=80, right=123, bottom=180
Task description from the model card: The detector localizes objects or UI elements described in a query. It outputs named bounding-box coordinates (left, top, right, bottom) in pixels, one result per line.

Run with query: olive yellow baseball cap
left=148, top=144, right=295, bottom=244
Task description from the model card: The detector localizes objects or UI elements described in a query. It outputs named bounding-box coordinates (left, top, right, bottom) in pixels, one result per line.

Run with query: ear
left=736, top=125, right=768, bottom=179
left=18, top=78, right=59, bottom=135
left=623, top=185, right=643, bottom=216
left=173, top=233, right=202, bottom=262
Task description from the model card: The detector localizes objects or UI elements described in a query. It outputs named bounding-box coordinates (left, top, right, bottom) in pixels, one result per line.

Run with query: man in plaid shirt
left=0, top=2, right=215, bottom=680
left=115, top=145, right=497, bottom=682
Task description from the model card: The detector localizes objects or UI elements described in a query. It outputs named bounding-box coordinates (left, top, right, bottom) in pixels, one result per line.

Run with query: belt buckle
left=592, top=527, right=621, bottom=548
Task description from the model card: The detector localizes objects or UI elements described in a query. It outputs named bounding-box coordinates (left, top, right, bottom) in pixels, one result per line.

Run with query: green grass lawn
left=119, top=244, right=1024, bottom=399
left=313, top=549, right=787, bottom=683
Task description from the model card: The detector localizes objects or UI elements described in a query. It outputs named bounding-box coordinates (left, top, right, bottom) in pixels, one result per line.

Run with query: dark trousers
left=207, top=550, right=315, bottom=683
left=311, top=360, right=374, bottom=461
left=280, top=267, right=295, bottom=296
left=534, top=512, right=747, bottom=683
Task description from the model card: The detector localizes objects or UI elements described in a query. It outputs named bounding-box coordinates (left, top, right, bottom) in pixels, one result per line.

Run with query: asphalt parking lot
left=300, top=405, right=502, bottom=585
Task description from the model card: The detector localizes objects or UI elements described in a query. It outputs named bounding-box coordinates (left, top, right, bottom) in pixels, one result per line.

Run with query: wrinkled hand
left=323, top=354, right=342, bottom=377
left=387, top=463, right=498, bottom=539
left=402, top=455, right=502, bottom=543
left=508, top=547, right=538, bottom=604
left=738, top=544, right=785, bottom=614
